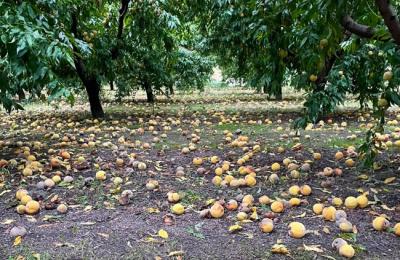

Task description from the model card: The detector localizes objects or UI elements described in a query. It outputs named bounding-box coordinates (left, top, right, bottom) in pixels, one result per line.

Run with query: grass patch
left=181, top=190, right=203, bottom=204
left=9, top=246, right=52, bottom=260
left=212, top=123, right=272, bottom=136
left=325, top=137, right=363, bottom=148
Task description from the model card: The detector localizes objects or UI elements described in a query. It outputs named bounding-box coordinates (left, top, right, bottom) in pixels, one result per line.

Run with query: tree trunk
left=275, top=85, right=282, bottom=100
left=110, top=81, right=114, bottom=91
left=17, top=89, right=26, bottom=100
left=314, top=55, right=337, bottom=92
left=84, top=78, right=105, bottom=118
left=375, top=0, right=400, bottom=45
left=71, top=12, right=104, bottom=118
left=144, top=80, right=154, bottom=103
left=314, top=41, right=347, bottom=92
left=263, top=84, right=268, bottom=94
left=168, top=84, right=174, bottom=95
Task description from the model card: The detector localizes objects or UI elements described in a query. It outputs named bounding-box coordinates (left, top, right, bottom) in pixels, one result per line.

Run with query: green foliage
left=195, top=0, right=290, bottom=97
left=1, top=0, right=214, bottom=111
left=0, top=1, right=75, bottom=112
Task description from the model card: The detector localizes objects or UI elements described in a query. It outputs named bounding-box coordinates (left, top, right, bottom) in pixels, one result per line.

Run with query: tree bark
left=375, top=0, right=400, bottom=45
left=85, top=78, right=104, bottom=118
left=341, top=14, right=392, bottom=42
left=341, top=15, right=376, bottom=38
left=144, top=80, right=154, bottom=103
left=263, top=84, right=268, bottom=94
left=275, top=84, right=282, bottom=100
left=111, top=0, right=131, bottom=59
left=17, top=89, right=26, bottom=100
left=314, top=32, right=351, bottom=92
left=71, top=12, right=105, bottom=118
left=168, top=84, right=174, bottom=95
left=74, top=55, right=104, bottom=118
left=314, top=50, right=343, bottom=92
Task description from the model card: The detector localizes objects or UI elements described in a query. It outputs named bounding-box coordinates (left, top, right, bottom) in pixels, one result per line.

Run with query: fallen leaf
left=250, top=211, right=258, bottom=220
left=240, top=219, right=253, bottom=223
left=168, top=251, right=184, bottom=257
left=158, top=229, right=169, bottom=239
left=205, top=199, right=215, bottom=206
left=381, top=204, right=395, bottom=211
left=322, top=226, right=330, bottom=234
left=271, top=244, right=289, bottom=254
left=37, top=224, right=57, bottom=228
left=80, top=221, right=96, bottom=225
left=303, top=244, right=324, bottom=253
left=384, top=177, right=396, bottom=184
left=358, top=174, right=369, bottom=180
left=42, top=215, right=61, bottom=222
left=13, top=236, right=22, bottom=246
left=370, top=188, right=378, bottom=194
left=0, top=190, right=11, bottom=196
left=293, top=212, right=306, bottom=218
left=147, top=207, right=160, bottom=214
left=143, top=237, right=157, bottom=243
left=1, top=219, right=15, bottom=225
left=228, top=224, right=242, bottom=233
left=97, top=233, right=109, bottom=239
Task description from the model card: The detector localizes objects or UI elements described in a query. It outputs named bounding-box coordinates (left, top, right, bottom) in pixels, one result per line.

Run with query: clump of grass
left=325, top=137, right=363, bottom=148
left=181, top=190, right=203, bottom=204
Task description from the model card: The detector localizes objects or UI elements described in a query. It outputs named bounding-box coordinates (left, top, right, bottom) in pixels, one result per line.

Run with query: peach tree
left=289, top=0, right=400, bottom=166
left=191, top=0, right=400, bottom=166
left=1, top=0, right=213, bottom=116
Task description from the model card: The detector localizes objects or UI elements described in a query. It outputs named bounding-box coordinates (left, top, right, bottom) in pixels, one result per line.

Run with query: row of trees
left=1, top=0, right=400, bottom=129
left=193, top=0, right=400, bottom=165
left=197, top=1, right=400, bottom=119
left=1, top=0, right=214, bottom=117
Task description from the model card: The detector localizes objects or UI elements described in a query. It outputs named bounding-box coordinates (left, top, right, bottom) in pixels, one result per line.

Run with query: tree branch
left=111, top=0, right=131, bottom=59
left=71, top=12, right=86, bottom=82
left=71, top=12, right=94, bottom=86
left=375, top=0, right=400, bottom=45
left=341, top=15, right=376, bottom=38
left=117, top=0, right=130, bottom=40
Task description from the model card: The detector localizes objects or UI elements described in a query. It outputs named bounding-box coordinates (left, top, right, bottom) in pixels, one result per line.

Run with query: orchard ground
left=0, top=88, right=400, bottom=260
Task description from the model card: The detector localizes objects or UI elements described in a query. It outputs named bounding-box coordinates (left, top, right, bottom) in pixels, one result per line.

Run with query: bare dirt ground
left=1, top=92, right=400, bottom=260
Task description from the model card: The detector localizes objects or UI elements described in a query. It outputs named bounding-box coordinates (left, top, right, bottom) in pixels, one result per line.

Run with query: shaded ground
left=1, top=94, right=400, bottom=260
